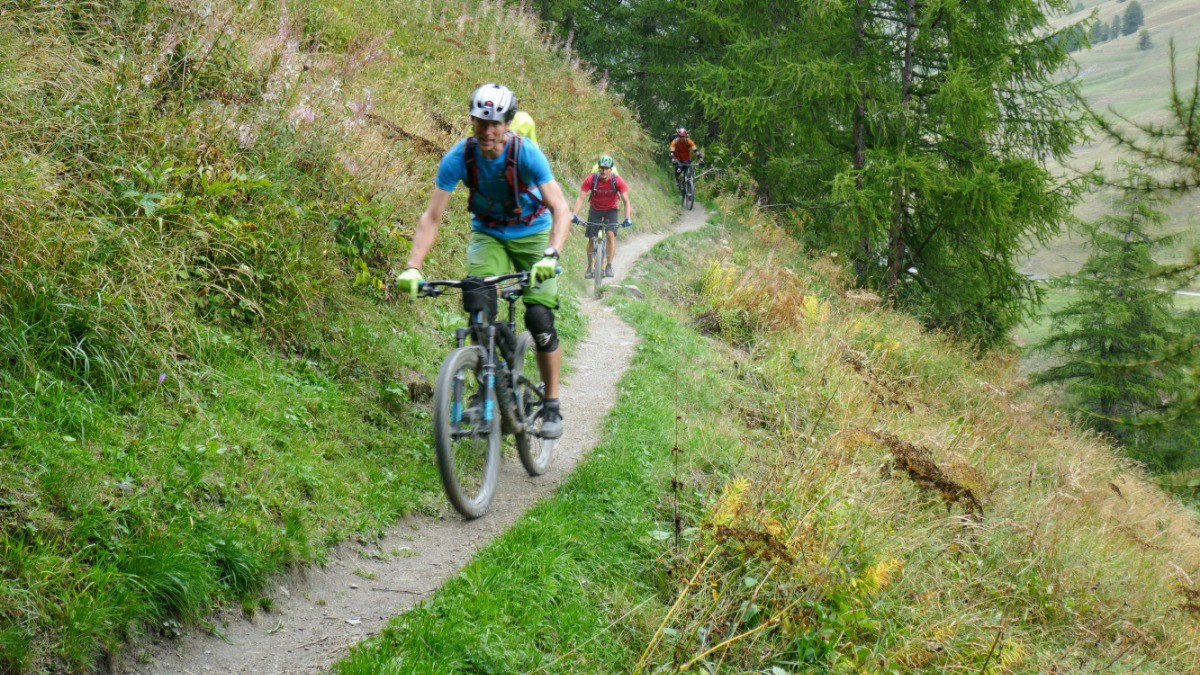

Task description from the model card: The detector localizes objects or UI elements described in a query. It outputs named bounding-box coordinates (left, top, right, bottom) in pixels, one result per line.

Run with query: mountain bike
left=418, top=271, right=554, bottom=518
left=576, top=219, right=611, bottom=298
left=675, top=160, right=698, bottom=211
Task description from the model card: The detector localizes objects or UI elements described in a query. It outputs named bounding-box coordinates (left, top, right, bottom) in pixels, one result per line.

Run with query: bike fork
left=481, top=325, right=497, bottom=422
left=449, top=327, right=470, bottom=424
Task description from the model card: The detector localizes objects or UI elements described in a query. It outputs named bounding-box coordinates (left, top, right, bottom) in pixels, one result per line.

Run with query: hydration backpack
left=463, top=132, right=547, bottom=227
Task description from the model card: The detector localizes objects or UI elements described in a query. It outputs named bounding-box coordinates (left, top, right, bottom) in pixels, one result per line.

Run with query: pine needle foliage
left=1089, top=40, right=1200, bottom=192
left=1033, top=171, right=1200, bottom=471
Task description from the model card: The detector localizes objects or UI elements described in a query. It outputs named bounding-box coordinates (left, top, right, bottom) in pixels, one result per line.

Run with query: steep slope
left=0, top=0, right=676, bottom=670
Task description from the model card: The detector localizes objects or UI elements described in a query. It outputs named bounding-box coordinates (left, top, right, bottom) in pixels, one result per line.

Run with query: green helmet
left=597, top=155, right=614, bottom=168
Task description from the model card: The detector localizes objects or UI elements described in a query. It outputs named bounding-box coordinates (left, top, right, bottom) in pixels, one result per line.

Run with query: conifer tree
left=1110, top=15, right=1122, bottom=40
left=1138, top=29, right=1152, bottom=51
left=1033, top=173, right=1200, bottom=469
left=687, top=0, right=1083, bottom=348
left=1122, top=1, right=1145, bottom=36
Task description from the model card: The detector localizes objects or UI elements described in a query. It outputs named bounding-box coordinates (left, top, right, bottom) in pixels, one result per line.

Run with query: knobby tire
left=512, top=331, right=553, bottom=475
left=592, top=236, right=605, bottom=297
left=433, top=346, right=500, bottom=518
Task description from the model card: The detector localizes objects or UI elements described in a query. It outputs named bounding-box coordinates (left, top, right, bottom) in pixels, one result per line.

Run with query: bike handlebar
left=419, top=271, right=531, bottom=298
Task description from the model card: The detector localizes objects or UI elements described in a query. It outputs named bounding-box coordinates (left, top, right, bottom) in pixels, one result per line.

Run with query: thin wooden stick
left=632, top=545, right=720, bottom=674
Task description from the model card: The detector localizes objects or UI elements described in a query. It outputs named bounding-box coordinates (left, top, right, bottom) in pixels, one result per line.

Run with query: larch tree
left=687, top=0, right=1084, bottom=348
left=1122, top=1, right=1144, bottom=36
left=1033, top=173, right=1200, bottom=469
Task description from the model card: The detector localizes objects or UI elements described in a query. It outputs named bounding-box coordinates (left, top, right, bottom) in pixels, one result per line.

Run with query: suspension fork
left=481, top=324, right=497, bottom=422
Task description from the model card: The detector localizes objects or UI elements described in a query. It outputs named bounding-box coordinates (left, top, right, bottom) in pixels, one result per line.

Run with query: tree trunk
left=887, top=0, right=917, bottom=293
left=853, top=0, right=869, bottom=279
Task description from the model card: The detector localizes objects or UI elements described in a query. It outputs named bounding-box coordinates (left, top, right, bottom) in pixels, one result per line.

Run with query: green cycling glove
left=397, top=267, right=424, bottom=299
left=532, top=256, right=559, bottom=283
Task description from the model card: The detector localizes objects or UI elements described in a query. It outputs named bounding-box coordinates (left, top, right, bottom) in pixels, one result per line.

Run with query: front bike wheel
left=592, top=237, right=605, bottom=297
left=433, top=346, right=500, bottom=518
left=513, top=331, right=554, bottom=475
left=685, top=174, right=695, bottom=211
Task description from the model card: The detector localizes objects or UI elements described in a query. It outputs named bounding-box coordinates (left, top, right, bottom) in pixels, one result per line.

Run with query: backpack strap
left=464, top=136, right=481, bottom=204
left=587, top=173, right=618, bottom=204
left=504, top=132, right=528, bottom=217
left=506, top=132, right=547, bottom=224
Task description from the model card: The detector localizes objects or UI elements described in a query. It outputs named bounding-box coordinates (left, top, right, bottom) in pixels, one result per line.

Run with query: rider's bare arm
left=620, top=190, right=632, bottom=221
left=571, top=187, right=589, bottom=218
left=407, top=188, right=453, bottom=269
left=538, top=179, right=571, bottom=252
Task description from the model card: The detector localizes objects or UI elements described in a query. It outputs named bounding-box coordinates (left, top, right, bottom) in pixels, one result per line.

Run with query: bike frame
left=422, top=272, right=530, bottom=433
left=578, top=221, right=613, bottom=254
left=576, top=220, right=614, bottom=294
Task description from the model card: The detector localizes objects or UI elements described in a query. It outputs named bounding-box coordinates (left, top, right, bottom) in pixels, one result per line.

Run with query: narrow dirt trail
left=121, top=207, right=707, bottom=675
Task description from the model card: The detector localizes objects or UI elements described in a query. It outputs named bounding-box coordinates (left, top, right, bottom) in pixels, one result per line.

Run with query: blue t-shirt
left=435, top=136, right=554, bottom=241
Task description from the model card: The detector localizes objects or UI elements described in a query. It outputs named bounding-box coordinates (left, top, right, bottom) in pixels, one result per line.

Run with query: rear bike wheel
left=433, top=346, right=500, bottom=518
left=513, top=331, right=553, bottom=475
left=592, top=236, right=605, bottom=297
left=685, top=173, right=695, bottom=210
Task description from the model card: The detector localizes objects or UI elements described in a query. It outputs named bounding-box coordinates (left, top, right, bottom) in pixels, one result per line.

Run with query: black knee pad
left=524, top=304, right=559, bottom=353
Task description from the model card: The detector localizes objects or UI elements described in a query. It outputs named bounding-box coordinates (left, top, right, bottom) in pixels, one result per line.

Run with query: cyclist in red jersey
left=570, top=155, right=632, bottom=278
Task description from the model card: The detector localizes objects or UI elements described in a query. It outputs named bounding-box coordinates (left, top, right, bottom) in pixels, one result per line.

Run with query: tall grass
left=0, top=0, right=678, bottom=669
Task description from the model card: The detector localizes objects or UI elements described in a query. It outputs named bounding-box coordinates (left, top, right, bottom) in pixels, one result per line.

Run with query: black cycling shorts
left=586, top=208, right=619, bottom=238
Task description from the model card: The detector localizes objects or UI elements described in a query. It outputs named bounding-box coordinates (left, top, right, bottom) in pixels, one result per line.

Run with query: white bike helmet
left=469, top=83, right=518, bottom=122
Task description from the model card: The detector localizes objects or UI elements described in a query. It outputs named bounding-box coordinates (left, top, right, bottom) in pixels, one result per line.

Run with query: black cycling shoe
left=604, top=265, right=614, bottom=278
left=538, top=401, right=563, bottom=439
left=584, top=268, right=595, bottom=279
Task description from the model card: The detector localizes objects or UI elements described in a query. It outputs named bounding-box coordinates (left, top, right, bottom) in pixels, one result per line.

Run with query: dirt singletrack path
left=120, top=207, right=707, bottom=675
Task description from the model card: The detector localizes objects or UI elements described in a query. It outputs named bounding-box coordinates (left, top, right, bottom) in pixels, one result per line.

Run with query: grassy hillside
left=1023, top=0, right=1200, bottom=282
left=340, top=197, right=1200, bottom=672
left=0, top=0, right=676, bottom=670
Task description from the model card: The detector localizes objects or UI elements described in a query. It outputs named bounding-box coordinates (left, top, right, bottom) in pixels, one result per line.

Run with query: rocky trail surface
left=121, top=208, right=707, bottom=674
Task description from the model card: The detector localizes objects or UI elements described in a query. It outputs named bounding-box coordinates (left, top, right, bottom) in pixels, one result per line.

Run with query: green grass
left=0, top=0, right=679, bottom=670
left=338, top=198, right=1200, bottom=672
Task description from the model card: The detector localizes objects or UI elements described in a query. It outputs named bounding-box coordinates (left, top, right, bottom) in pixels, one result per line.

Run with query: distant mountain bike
left=676, top=160, right=699, bottom=211
left=577, top=219, right=610, bottom=297
left=418, top=271, right=554, bottom=518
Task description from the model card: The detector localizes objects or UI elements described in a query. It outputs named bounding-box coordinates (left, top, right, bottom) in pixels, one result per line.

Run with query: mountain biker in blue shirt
left=397, top=84, right=571, bottom=438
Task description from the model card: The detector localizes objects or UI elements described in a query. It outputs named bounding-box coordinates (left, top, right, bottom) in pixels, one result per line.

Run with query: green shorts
left=467, top=230, right=558, bottom=309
